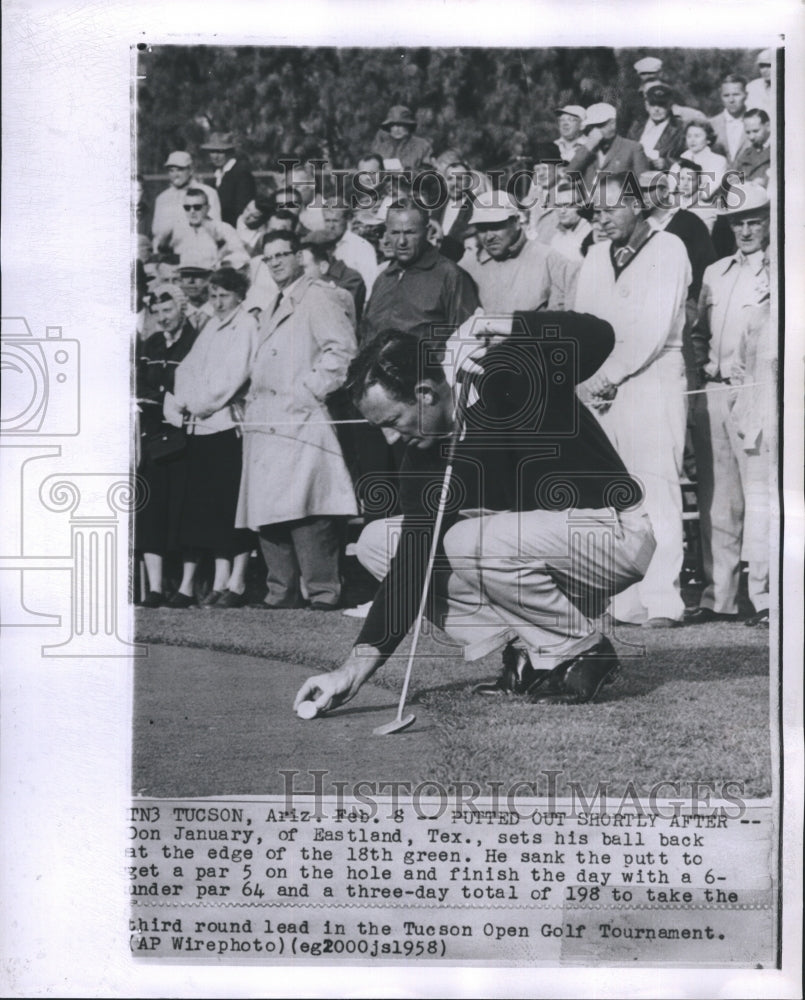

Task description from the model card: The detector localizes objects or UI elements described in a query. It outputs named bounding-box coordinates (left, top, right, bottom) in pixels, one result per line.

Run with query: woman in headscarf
left=165, top=267, right=258, bottom=607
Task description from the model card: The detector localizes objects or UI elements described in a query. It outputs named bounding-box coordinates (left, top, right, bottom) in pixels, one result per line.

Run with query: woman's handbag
left=145, top=424, right=187, bottom=462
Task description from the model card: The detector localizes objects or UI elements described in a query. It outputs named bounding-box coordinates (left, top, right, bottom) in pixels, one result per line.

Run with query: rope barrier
left=137, top=382, right=772, bottom=429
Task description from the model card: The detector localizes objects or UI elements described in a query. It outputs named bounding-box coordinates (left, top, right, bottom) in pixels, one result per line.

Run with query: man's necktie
left=271, top=291, right=284, bottom=315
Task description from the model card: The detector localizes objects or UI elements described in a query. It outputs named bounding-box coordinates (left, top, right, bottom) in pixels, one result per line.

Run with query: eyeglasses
left=184, top=203, right=207, bottom=211
left=263, top=251, right=295, bottom=263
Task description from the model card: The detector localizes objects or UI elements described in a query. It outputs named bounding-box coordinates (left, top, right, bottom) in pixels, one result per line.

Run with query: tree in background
left=137, top=46, right=761, bottom=177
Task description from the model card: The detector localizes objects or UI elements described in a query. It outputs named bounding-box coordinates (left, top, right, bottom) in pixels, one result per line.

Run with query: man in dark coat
left=201, top=132, right=256, bottom=227
left=628, top=83, right=687, bottom=170
left=361, top=200, right=479, bottom=344
left=566, top=103, right=650, bottom=194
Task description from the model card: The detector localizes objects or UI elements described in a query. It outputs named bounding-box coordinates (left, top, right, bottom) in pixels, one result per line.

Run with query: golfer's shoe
left=560, top=637, right=621, bottom=704
left=473, top=641, right=552, bottom=697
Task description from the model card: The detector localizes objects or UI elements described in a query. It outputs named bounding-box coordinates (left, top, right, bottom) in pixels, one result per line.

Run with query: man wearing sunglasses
left=151, top=150, right=221, bottom=236
left=153, top=188, right=245, bottom=271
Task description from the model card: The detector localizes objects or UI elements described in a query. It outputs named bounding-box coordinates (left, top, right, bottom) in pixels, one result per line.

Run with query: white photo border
left=1, top=1, right=802, bottom=996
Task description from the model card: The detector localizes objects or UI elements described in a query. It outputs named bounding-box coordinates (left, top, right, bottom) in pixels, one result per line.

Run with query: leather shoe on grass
left=249, top=598, right=306, bottom=610
left=199, top=589, right=223, bottom=608
left=167, top=592, right=194, bottom=609
left=142, top=590, right=163, bottom=609
left=743, top=608, right=769, bottom=627
left=216, top=589, right=248, bottom=609
left=473, top=641, right=551, bottom=697
left=308, top=601, right=341, bottom=612
left=684, top=607, right=739, bottom=625
left=561, top=637, right=621, bottom=703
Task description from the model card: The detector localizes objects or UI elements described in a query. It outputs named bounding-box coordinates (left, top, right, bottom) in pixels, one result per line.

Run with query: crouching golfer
left=294, top=311, right=656, bottom=714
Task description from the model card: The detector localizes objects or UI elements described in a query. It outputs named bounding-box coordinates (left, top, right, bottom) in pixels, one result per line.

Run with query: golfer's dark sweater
left=355, top=310, right=643, bottom=657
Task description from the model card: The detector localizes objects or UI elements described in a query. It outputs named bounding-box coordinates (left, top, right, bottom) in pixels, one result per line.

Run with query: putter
left=374, top=379, right=470, bottom=736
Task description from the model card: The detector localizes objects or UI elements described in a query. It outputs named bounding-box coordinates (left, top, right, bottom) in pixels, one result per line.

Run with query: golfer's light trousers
left=356, top=507, right=656, bottom=669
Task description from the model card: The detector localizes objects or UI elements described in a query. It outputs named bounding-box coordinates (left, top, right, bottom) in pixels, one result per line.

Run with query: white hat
left=165, top=151, right=193, bottom=168
left=470, top=190, right=521, bottom=225
left=584, top=102, right=617, bottom=127
left=554, top=104, right=586, bottom=121
left=634, top=56, right=663, bottom=74
left=720, top=182, right=770, bottom=217
left=165, top=150, right=193, bottom=167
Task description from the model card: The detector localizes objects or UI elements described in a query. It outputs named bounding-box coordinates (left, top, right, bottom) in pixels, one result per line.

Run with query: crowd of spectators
left=135, top=50, right=775, bottom=629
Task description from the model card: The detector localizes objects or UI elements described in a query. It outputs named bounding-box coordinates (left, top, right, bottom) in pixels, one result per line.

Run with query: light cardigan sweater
left=172, top=304, right=258, bottom=435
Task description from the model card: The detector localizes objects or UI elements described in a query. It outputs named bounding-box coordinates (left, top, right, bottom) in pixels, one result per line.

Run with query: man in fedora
left=688, top=183, right=772, bottom=625
left=151, top=151, right=221, bottom=236
left=372, top=105, right=433, bottom=173
left=566, top=103, right=650, bottom=193
left=201, top=132, right=256, bottom=227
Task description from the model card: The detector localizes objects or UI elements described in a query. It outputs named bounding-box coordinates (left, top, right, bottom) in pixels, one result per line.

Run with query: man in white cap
left=566, top=104, right=649, bottom=193
left=176, top=255, right=215, bottom=334
left=151, top=151, right=221, bottom=237
left=746, top=49, right=773, bottom=115
left=574, top=173, right=691, bottom=628
left=459, top=189, right=578, bottom=311
left=687, top=184, right=772, bottom=624
left=554, top=105, right=587, bottom=163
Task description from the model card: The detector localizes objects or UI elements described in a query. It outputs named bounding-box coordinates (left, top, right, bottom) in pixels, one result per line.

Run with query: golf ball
left=296, top=700, right=318, bottom=720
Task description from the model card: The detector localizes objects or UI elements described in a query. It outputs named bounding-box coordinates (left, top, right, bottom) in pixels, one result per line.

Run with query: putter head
left=373, top=713, right=416, bottom=736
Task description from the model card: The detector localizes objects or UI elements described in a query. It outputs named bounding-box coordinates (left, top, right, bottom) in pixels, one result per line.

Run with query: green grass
left=134, top=606, right=771, bottom=799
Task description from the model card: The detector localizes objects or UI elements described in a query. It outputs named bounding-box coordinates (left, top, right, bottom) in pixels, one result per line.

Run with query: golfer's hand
left=444, top=310, right=513, bottom=387
left=293, top=646, right=383, bottom=716
left=294, top=669, right=357, bottom=715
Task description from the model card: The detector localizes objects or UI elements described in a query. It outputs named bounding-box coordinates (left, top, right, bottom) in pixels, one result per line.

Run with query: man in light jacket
left=235, top=230, right=358, bottom=610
